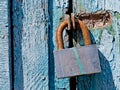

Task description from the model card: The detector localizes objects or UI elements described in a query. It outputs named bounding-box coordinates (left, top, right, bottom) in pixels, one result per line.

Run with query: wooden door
left=0, top=0, right=120, bottom=90
left=0, top=0, right=11, bottom=90
left=73, top=0, right=120, bottom=90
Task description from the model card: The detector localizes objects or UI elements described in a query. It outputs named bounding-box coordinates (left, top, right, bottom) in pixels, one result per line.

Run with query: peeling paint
left=73, top=0, right=120, bottom=89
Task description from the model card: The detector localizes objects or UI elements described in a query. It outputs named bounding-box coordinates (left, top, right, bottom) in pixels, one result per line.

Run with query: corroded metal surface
left=54, top=19, right=101, bottom=78
left=56, top=19, right=91, bottom=50
left=76, top=11, right=112, bottom=29
left=54, top=45, right=101, bottom=78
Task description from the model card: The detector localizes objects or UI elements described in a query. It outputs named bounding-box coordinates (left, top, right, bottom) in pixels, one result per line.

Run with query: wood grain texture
left=73, top=0, right=120, bottom=89
left=0, top=0, right=11, bottom=90
left=11, top=0, right=120, bottom=90
left=52, top=0, right=70, bottom=90
left=13, top=0, right=49, bottom=89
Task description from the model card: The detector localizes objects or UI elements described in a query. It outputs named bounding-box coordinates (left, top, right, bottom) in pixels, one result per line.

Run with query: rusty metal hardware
left=75, top=11, right=112, bottom=29
left=54, top=18, right=101, bottom=78
left=56, top=19, right=91, bottom=50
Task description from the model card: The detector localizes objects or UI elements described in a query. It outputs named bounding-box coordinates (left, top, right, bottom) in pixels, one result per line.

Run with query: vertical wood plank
left=73, top=0, right=120, bottom=89
left=0, top=0, right=11, bottom=90
left=52, top=0, right=70, bottom=90
left=13, top=0, right=49, bottom=89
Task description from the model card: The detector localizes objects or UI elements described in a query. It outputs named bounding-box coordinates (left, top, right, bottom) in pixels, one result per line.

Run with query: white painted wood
left=0, top=0, right=11, bottom=90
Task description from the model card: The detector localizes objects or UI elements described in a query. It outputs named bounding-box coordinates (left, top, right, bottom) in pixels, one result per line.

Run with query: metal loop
left=56, top=19, right=91, bottom=50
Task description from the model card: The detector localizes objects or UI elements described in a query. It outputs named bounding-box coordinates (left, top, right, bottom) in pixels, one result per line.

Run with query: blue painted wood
left=12, top=0, right=24, bottom=89
left=0, top=0, right=11, bottom=90
left=10, top=0, right=120, bottom=90
left=52, top=0, right=70, bottom=90
left=73, top=0, right=120, bottom=89
left=13, top=0, right=49, bottom=89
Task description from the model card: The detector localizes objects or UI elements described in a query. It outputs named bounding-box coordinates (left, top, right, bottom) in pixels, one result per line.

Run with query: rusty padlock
left=54, top=19, right=101, bottom=78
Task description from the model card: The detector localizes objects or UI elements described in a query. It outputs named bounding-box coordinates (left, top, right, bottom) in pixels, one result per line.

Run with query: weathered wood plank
left=12, top=0, right=120, bottom=89
left=13, top=0, right=49, bottom=89
left=0, top=0, right=11, bottom=90
left=73, top=0, right=120, bottom=89
left=52, top=0, right=70, bottom=90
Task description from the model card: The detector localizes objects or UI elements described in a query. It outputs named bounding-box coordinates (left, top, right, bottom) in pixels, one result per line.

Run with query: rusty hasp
left=75, top=11, right=112, bottom=29
left=54, top=18, right=101, bottom=78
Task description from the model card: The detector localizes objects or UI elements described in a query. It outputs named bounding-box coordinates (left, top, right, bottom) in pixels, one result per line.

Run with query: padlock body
left=54, top=44, right=101, bottom=78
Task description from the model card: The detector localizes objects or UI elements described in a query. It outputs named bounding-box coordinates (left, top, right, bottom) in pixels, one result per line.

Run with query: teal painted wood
left=0, top=0, right=11, bottom=90
left=11, top=0, right=120, bottom=90
left=12, top=0, right=24, bottom=89
left=51, top=0, right=70, bottom=90
left=13, top=0, right=49, bottom=89
left=73, top=0, right=120, bottom=89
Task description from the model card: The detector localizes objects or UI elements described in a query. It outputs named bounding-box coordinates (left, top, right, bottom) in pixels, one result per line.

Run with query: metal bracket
left=76, top=11, right=112, bottom=29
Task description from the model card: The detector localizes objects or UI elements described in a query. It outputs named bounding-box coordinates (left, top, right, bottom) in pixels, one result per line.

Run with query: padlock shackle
left=56, top=19, right=91, bottom=50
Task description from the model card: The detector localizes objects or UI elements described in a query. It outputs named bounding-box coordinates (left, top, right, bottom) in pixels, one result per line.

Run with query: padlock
left=54, top=19, right=101, bottom=78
